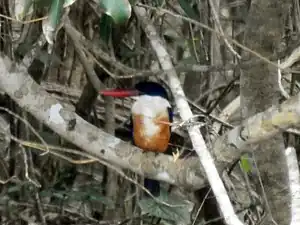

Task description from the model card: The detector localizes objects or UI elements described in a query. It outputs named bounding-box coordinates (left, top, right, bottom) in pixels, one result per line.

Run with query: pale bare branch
left=0, top=55, right=206, bottom=190
left=285, top=147, right=300, bottom=225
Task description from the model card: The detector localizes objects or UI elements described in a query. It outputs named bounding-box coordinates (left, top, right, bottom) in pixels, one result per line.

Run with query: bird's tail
left=144, top=178, right=160, bottom=196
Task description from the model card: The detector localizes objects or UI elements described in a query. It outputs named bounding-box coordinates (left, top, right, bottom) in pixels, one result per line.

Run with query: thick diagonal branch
left=1, top=55, right=300, bottom=198
left=0, top=56, right=205, bottom=190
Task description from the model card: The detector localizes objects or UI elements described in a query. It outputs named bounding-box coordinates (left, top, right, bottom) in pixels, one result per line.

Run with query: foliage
left=0, top=0, right=294, bottom=224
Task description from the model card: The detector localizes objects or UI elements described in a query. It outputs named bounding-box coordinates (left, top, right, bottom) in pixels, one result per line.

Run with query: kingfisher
left=100, top=81, right=173, bottom=196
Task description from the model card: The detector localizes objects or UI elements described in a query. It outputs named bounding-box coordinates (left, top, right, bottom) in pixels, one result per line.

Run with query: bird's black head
left=134, top=81, right=170, bottom=100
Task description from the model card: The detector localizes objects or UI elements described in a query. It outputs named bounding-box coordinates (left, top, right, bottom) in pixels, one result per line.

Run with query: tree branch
left=0, top=55, right=205, bottom=190
left=0, top=51, right=299, bottom=199
left=286, top=147, right=300, bottom=225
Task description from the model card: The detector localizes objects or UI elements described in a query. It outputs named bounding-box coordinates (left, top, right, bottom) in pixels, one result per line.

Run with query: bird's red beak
left=99, top=88, right=139, bottom=98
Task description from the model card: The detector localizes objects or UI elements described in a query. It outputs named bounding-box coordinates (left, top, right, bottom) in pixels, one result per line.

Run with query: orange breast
left=132, top=113, right=170, bottom=153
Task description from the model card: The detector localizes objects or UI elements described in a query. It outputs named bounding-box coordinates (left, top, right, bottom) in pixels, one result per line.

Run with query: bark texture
left=241, top=0, right=291, bottom=224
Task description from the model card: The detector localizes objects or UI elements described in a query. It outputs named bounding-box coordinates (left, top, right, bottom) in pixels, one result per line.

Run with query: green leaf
left=15, top=0, right=74, bottom=13
left=49, top=0, right=64, bottom=28
left=35, top=0, right=53, bottom=8
left=7, top=181, right=32, bottom=193
left=99, top=14, right=113, bottom=44
left=240, top=154, right=252, bottom=173
left=178, top=0, right=199, bottom=20
left=7, top=185, right=23, bottom=193
left=41, top=187, right=114, bottom=208
left=88, top=192, right=115, bottom=209
left=139, top=190, right=191, bottom=224
left=63, top=0, right=77, bottom=8
left=40, top=190, right=54, bottom=197
left=99, top=0, right=132, bottom=24
left=128, top=0, right=137, bottom=5
left=42, top=0, right=64, bottom=44
left=52, top=191, right=67, bottom=199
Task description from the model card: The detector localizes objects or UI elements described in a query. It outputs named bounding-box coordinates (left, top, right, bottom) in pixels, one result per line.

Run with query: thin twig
left=278, top=59, right=290, bottom=99
left=286, top=147, right=300, bottom=224
left=19, top=144, right=41, bottom=187
left=208, top=0, right=241, bottom=58
left=0, top=106, right=49, bottom=155
left=64, top=18, right=105, bottom=92
left=136, top=3, right=300, bottom=74
left=35, top=193, right=47, bottom=225
left=12, top=137, right=183, bottom=208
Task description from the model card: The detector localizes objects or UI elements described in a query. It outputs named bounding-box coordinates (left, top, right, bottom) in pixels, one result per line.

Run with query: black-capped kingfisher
left=100, top=81, right=173, bottom=196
